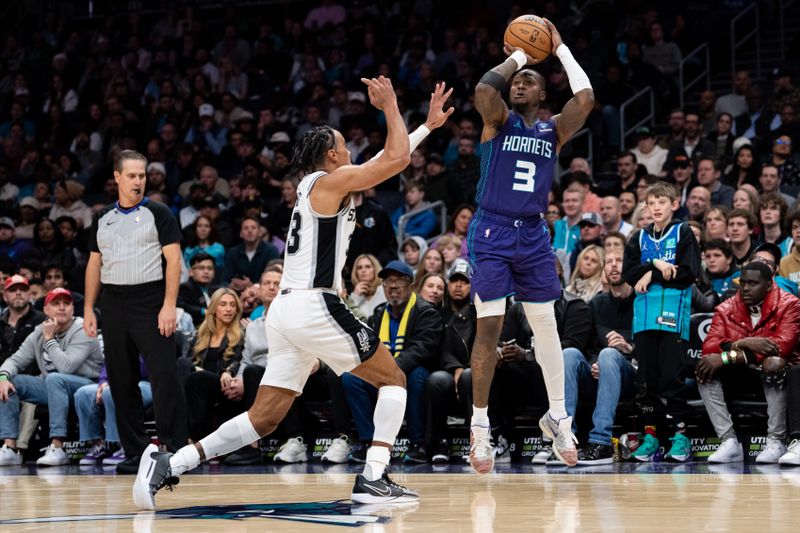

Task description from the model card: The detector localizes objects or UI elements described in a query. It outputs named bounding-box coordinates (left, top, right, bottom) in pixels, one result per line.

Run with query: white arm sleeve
left=555, top=44, right=592, bottom=94
left=372, top=125, right=431, bottom=160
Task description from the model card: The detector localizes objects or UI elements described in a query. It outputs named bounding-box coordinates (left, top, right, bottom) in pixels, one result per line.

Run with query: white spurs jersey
left=280, top=171, right=356, bottom=292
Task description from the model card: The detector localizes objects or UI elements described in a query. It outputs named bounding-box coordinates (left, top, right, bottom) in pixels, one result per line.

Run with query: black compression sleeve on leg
left=479, top=71, right=508, bottom=92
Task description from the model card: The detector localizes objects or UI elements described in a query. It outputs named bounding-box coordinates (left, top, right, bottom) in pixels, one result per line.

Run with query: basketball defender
left=468, top=20, right=594, bottom=472
left=133, top=79, right=454, bottom=509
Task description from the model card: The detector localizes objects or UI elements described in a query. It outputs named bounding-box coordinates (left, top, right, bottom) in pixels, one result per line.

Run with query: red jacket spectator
left=702, top=283, right=800, bottom=365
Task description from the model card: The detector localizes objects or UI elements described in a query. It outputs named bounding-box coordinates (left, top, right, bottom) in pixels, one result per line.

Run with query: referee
left=84, top=149, right=188, bottom=469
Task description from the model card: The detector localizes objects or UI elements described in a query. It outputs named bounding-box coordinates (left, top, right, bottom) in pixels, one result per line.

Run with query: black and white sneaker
left=132, top=444, right=180, bottom=510
left=351, top=472, right=420, bottom=504
left=431, top=439, right=450, bottom=464
left=576, top=443, right=614, bottom=465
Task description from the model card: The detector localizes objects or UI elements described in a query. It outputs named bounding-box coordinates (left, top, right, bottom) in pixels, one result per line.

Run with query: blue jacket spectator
left=223, top=217, right=280, bottom=286
left=391, top=182, right=437, bottom=239
left=184, top=104, right=228, bottom=156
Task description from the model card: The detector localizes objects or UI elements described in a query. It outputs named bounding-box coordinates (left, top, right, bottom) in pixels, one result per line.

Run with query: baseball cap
left=670, top=151, right=691, bottom=168
left=147, top=162, right=166, bottom=175
left=269, top=131, right=291, bottom=144
left=200, top=196, right=219, bottom=209
left=44, top=287, right=73, bottom=306
left=577, top=212, right=602, bottom=227
left=378, top=260, right=414, bottom=280
left=198, top=103, right=214, bottom=117
left=752, top=242, right=782, bottom=263
left=733, top=136, right=752, bottom=154
left=235, top=111, right=255, bottom=123
left=348, top=91, right=366, bottom=103
left=635, top=126, right=654, bottom=138
left=447, top=259, right=473, bottom=282
left=3, top=274, right=29, bottom=291
left=0, top=217, right=15, bottom=229
left=19, top=197, right=40, bottom=210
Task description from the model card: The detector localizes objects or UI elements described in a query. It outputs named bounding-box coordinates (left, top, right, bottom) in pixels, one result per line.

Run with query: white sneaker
left=0, top=444, right=22, bottom=466
left=539, top=413, right=578, bottom=466
left=132, top=443, right=177, bottom=510
left=756, top=437, right=787, bottom=464
left=36, top=445, right=68, bottom=466
left=778, top=439, right=800, bottom=466
left=322, top=435, right=350, bottom=464
left=469, top=425, right=494, bottom=474
left=532, top=444, right=552, bottom=465
left=274, top=437, right=307, bottom=463
left=708, top=437, right=743, bottom=463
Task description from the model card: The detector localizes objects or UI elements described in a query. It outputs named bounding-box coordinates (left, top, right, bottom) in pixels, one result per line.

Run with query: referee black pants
left=102, top=282, right=188, bottom=457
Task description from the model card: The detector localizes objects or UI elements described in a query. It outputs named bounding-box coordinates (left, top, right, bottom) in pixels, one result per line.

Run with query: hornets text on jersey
left=475, top=112, right=557, bottom=218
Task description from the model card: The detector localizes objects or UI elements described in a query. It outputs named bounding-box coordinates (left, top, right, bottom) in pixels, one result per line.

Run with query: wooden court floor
left=2, top=466, right=800, bottom=532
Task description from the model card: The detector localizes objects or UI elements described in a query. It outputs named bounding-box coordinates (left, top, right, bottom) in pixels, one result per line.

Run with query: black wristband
left=479, top=71, right=508, bottom=92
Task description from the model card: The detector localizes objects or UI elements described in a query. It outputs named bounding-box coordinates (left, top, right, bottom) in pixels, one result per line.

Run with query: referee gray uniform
left=87, top=197, right=188, bottom=457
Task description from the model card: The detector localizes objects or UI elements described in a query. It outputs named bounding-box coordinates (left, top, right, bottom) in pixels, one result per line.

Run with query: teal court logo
left=0, top=501, right=395, bottom=527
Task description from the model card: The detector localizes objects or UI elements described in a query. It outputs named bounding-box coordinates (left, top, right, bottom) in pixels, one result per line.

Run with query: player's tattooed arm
left=475, top=44, right=533, bottom=140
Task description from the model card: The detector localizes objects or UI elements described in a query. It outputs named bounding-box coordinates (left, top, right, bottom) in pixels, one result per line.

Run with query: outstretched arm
left=316, top=76, right=410, bottom=199
left=475, top=44, right=536, bottom=142
left=372, top=82, right=455, bottom=160
left=546, top=19, right=594, bottom=151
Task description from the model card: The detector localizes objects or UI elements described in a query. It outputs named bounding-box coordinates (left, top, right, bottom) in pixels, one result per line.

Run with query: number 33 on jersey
left=282, top=171, right=357, bottom=292
left=477, top=113, right=557, bottom=218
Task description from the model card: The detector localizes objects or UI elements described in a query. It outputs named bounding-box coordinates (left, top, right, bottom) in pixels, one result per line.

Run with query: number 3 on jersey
left=512, top=160, right=536, bottom=192
left=287, top=211, right=302, bottom=254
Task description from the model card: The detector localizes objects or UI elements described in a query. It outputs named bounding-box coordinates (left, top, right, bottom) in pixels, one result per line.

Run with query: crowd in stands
left=2, top=0, right=800, bottom=468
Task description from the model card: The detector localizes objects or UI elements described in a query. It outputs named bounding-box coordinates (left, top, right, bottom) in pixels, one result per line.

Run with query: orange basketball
left=504, top=15, right=552, bottom=63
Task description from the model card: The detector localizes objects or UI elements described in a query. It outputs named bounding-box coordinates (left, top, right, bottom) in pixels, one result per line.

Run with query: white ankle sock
left=363, top=445, right=391, bottom=481
left=472, top=406, right=490, bottom=427
left=170, top=444, right=200, bottom=476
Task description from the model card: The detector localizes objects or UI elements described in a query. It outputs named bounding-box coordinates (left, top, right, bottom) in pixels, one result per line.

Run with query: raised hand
left=42, top=318, right=58, bottom=342
left=542, top=18, right=563, bottom=52
left=503, top=42, right=536, bottom=65
left=361, top=76, right=398, bottom=111
left=424, top=82, right=455, bottom=130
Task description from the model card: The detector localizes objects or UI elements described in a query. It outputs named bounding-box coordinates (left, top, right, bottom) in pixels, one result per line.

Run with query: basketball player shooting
left=132, top=79, right=454, bottom=509
left=467, top=19, right=594, bottom=473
